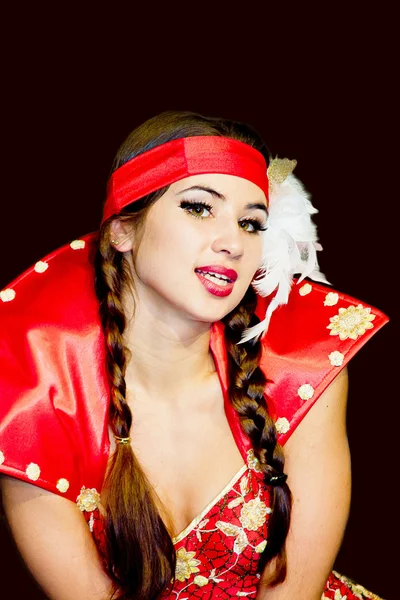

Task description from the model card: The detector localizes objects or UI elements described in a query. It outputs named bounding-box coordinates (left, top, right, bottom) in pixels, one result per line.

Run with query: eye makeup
left=179, top=199, right=267, bottom=234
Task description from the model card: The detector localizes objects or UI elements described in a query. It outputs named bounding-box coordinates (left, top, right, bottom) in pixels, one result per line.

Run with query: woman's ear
left=109, top=219, right=135, bottom=252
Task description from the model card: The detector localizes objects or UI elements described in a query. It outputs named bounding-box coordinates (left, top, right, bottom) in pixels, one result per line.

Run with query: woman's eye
left=240, top=221, right=254, bottom=232
left=180, top=201, right=212, bottom=218
left=239, top=219, right=266, bottom=233
left=191, top=205, right=211, bottom=217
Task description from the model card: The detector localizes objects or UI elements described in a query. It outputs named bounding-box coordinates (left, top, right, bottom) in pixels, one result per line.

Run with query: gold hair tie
left=114, top=435, right=131, bottom=445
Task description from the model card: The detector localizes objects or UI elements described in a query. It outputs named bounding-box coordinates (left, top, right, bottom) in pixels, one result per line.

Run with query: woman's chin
left=188, top=298, right=244, bottom=326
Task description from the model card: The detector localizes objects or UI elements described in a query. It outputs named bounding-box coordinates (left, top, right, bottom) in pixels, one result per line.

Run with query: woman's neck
left=123, top=306, right=216, bottom=403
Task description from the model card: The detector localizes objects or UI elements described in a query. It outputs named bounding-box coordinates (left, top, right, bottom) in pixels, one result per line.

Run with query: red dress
left=0, top=234, right=388, bottom=599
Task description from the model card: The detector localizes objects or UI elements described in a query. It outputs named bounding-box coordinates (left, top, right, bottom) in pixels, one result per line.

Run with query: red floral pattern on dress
left=159, top=460, right=269, bottom=599
left=323, top=571, right=384, bottom=599
left=84, top=453, right=383, bottom=599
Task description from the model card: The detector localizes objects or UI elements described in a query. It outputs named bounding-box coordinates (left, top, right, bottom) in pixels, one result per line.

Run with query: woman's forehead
left=170, top=173, right=268, bottom=204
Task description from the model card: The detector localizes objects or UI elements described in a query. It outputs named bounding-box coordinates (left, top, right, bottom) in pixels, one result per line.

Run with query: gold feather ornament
left=267, top=158, right=297, bottom=186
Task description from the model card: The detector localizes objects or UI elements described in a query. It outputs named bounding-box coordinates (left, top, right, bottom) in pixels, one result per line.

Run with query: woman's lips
left=194, top=266, right=238, bottom=297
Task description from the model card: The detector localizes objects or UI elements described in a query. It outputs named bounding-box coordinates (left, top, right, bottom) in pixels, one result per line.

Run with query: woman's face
left=122, top=173, right=268, bottom=328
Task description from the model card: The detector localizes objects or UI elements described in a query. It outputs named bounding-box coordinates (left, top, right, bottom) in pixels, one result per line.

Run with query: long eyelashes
left=179, top=200, right=267, bottom=234
left=239, top=219, right=267, bottom=234
left=180, top=199, right=213, bottom=218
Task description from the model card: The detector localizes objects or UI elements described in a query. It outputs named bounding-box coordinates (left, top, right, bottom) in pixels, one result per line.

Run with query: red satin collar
left=0, top=233, right=389, bottom=504
left=210, top=322, right=253, bottom=461
left=103, top=136, right=269, bottom=222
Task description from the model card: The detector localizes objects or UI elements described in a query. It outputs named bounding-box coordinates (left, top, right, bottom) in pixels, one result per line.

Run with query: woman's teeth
left=203, top=272, right=229, bottom=286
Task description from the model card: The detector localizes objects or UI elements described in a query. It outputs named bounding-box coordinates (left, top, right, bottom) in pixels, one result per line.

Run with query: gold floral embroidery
left=239, top=497, right=270, bottom=531
left=167, top=467, right=272, bottom=592
left=26, top=463, right=40, bottom=481
left=228, top=497, right=244, bottom=509
left=216, top=522, right=242, bottom=537
left=193, top=575, right=209, bottom=587
left=327, top=304, right=375, bottom=341
left=246, top=449, right=262, bottom=472
left=324, top=292, right=339, bottom=306
left=255, top=540, right=267, bottom=553
left=233, top=530, right=249, bottom=554
left=76, top=486, right=101, bottom=512
left=215, top=522, right=250, bottom=555
left=299, top=283, right=312, bottom=296
left=175, top=547, right=201, bottom=582
left=332, top=571, right=382, bottom=599
left=329, top=350, right=345, bottom=367
left=56, top=478, right=70, bottom=493
left=240, top=475, right=250, bottom=496
left=34, top=261, right=49, bottom=273
left=70, top=239, right=85, bottom=250
left=275, top=417, right=290, bottom=434
left=298, top=383, right=315, bottom=400
left=0, top=288, right=16, bottom=302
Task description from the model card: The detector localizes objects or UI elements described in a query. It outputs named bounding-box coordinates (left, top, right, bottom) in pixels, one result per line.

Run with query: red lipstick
left=195, top=265, right=238, bottom=297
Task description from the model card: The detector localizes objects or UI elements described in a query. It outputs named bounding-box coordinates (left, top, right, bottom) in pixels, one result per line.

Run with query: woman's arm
left=257, top=367, right=351, bottom=600
left=0, top=476, right=114, bottom=600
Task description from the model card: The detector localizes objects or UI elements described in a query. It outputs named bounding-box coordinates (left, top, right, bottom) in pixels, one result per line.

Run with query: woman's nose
left=211, top=219, right=244, bottom=259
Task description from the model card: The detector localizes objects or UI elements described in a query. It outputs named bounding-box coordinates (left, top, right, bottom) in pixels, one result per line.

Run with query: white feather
left=240, top=171, right=330, bottom=343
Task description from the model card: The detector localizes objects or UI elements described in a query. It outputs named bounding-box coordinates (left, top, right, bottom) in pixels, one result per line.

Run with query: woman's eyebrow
left=176, top=185, right=225, bottom=199
left=176, top=186, right=268, bottom=213
left=245, top=202, right=268, bottom=214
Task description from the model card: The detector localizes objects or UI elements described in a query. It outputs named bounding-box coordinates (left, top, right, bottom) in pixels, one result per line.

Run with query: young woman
left=0, top=112, right=388, bottom=599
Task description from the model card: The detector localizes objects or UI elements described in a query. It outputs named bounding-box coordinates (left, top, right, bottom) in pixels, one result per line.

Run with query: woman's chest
left=127, top=402, right=246, bottom=537
left=89, top=451, right=271, bottom=599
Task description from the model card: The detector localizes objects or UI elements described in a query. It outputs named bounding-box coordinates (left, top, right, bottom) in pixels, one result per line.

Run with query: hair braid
left=92, top=110, right=283, bottom=595
left=223, top=286, right=292, bottom=585
left=94, top=232, right=175, bottom=600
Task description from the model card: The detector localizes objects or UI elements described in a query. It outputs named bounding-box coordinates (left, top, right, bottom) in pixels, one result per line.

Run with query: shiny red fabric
left=103, top=136, right=269, bottom=222
left=0, top=234, right=388, bottom=599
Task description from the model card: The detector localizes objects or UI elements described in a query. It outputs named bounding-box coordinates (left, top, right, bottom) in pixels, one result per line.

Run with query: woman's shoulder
left=256, top=280, right=389, bottom=445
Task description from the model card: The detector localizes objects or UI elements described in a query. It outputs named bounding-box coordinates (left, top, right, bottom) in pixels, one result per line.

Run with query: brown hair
left=94, top=111, right=291, bottom=599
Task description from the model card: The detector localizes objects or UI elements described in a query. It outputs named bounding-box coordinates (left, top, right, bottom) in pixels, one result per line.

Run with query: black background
left=0, top=5, right=398, bottom=599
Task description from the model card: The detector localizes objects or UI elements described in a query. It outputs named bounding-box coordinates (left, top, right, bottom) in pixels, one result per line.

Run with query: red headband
left=102, top=136, right=269, bottom=223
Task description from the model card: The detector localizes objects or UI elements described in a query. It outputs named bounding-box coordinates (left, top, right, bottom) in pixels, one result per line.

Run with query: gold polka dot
left=56, top=478, right=70, bottom=493
left=329, top=351, right=344, bottom=366
left=70, top=239, right=85, bottom=250
left=299, top=283, right=312, bottom=296
left=0, top=450, right=4, bottom=465
left=26, top=463, right=40, bottom=481
left=298, top=384, right=315, bottom=400
left=275, top=417, right=290, bottom=434
left=324, top=292, right=339, bottom=306
left=1, top=288, right=16, bottom=302
left=34, top=261, right=49, bottom=273
left=76, top=486, right=101, bottom=512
